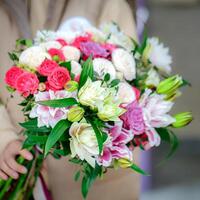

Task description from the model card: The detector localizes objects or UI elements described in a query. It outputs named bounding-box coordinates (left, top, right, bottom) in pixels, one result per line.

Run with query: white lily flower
left=69, top=121, right=99, bottom=168
left=145, top=68, right=160, bottom=87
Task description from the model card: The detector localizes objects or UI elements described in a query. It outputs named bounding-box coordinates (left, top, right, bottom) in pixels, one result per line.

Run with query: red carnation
left=48, top=48, right=65, bottom=62
left=38, top=59, right=59, bottom=76
left=72, top=34, right=92, bottom=49
left=56, top=38, right=68, bottom=46
left=5, top=66, right=24, bottom=88
left=16, top=72, right=39, bottom=97
left=48, top=67, right=70, bottom=90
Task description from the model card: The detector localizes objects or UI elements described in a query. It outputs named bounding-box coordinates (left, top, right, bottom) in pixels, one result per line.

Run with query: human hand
left=0, top=140, right=33, bottom=180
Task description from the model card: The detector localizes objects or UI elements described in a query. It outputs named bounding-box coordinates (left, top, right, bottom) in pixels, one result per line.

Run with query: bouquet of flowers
left=0, top=23, right=192, bottom=199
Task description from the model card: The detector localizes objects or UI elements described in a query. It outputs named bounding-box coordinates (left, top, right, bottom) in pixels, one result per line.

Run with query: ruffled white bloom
left=140, top=89, right=175, bottom=128
left=69, top=121, right=99, bottom=167
left=117, top=82, right=136, bottom=105
left=78, top=78, right=110, bottom=110
left=70, top=61, right=82, bottom=76
left=93, top=58, right=116, bottom=80
left=29, top=90, right=72, bottom=128
left=19, top=46, right=51, bottom=70
left=145, top=37, right=172, bottom=74
left=112, top=48, right=136, bottom=81
left=100, top=23, right=134, bottom=51
left=34, top=30, right=57, bottom=44
left=62, top=46, right=81, bottom=62
left=145, top=68, right=160, bottom=87
left=39, top=41, right=62, bottom=50
left=55, top=31, right=83, bottom=44
left=86, top=27, right=107, bottom=42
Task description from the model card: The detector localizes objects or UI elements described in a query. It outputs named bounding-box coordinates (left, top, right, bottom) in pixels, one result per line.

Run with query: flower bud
left=38, top=82, right=46, bottom=92
left=68, top=106, right=85, bottom=122
left=157, top=75, right=183, bottom=97
left=172, top=112, right=193, bottom=128
left=118, top=158, right=132, bottom=168
left=64, top=81, right=79, bottom=92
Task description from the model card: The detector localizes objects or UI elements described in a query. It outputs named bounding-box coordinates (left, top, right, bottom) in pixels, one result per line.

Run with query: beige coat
left=0, top=0, right=140, bottom=199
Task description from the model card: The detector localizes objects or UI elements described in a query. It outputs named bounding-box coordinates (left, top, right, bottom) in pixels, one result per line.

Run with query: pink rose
left=16, top=72, right=39, bottom=97
left=48, top=48, right=65, bottom=62
left=47, top=67, right=71, bottom=90
left=120, top=101, right=145, bottom=135
left=38, top=59, right=59, bottom=76
left=5, top=66, right=24, bottom=88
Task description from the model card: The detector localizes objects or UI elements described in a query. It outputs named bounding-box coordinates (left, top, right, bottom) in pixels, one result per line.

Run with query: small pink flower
left=48, top=67, right=71, bottom=90
left=79, top=41, right=110, bottom=60
left=120, top=101, right=145, bottom=135
left=72, top=34, right=92, bottom=49
left=15, top=72, right=39, bottom=97
left=5, top=66, right=24, bottom=88
left=38, top=59, right=59, bottom=76
left=56, top=38, right=68, bottom=46
left=98, top=122, right=133, bottom=167
left=48, top=48, right=65, bottom=61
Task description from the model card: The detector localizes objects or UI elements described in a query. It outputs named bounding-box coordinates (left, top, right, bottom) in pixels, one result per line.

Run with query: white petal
left=62, top=46, right=81, bottom=62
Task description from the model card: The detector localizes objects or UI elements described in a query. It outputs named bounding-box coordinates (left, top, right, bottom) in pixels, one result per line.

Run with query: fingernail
left=27, top=154, right=33, bottom=160
left=22, top=167, right=27, bottom=174
left=13, top=172, right=19, bottom=179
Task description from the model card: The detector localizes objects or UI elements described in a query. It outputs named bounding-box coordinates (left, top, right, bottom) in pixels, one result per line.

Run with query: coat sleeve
left=0, top=105, right=18, bottom=154
left=98, top=0, right=137, bottom=38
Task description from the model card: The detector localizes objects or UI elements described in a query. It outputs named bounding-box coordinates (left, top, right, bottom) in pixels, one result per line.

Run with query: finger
left=1, top=161, right=19, bottom=179
left=0, top=170, right=8, bottom=180
left=5, top=157, right=27, bottom=174
left=19, top=149, right=33, bottom=161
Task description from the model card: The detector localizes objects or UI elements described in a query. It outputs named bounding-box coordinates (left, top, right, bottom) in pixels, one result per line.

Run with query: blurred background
left=138, top=0, right=200, bottom=199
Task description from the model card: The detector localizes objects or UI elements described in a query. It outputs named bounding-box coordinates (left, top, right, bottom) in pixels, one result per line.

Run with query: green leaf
left=110, top=79, right=120, bottom=87
left=130, top=163, right=150, bottom=176
left=69, top=157, right=82, bottom=164
left=16, top=39, right=33, bottom=47
left=88, top=119, right=103, bottom=154
left=82, top=176, right=90, bottom=199
left=19, top=118, right=51, bottom=133
left=37, top=97, right=78, bottom=108
left=59, top=61, right=71, bottom=71
left=79, top=57, right=94, bottom=89
left=181, top=79, right=192, bottom=87
left=157, top=128, right=179, bottom=163
left=104, top=73, right=110, bottom=82
left=74, top=170, right=81, bottom=181
left=44, top=120, right=71, bottom=156
left=8, top=52, right=19, bottom=61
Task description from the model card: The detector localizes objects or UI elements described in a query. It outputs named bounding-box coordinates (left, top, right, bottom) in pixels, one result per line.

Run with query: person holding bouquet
left=0, top=0, right=140, bottom=199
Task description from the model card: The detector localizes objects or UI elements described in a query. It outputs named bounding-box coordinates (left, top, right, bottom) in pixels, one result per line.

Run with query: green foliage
left=79, top=57, right=94, bottom=89
left=20, top=118, right=51, bottom=133
left=37, top=97, right=78, bottom=108
left=81, top=163, right=103, bottom=199
left=109, top=79, right=120, bottom=88
left=130, top=163, right=150, bottom=176
left=44, top=120, right=71, bottom=156
left=103, top=73, right=110, bottom=82
left=59, top=61, right=71, bottom=71
left=16, top=39, right=33, bottom=48
left=8, top=52, right=19, bottom=62
left=74, top=171, right=81, bottom=181
left=87, top=118, right=104, bottom=155
left=156, top=128, right=179, bottom=160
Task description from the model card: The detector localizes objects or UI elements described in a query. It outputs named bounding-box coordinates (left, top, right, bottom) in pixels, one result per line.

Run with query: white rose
left=19, top=46, right=50, bottom=70
left=62, top=46, right=81, bottom=62
left=71, top=61, right=82, bottom=76
left=39, top=41, right=62, bottom=50
left=112, top=48, right=136, bottom=81
left=117, top=82, right=136, bottom=105
left=146, top=37, right=172, bottom=74
left=93, top=58, right=116, bottom=80
left=69, top=121, right=99, bottom=167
